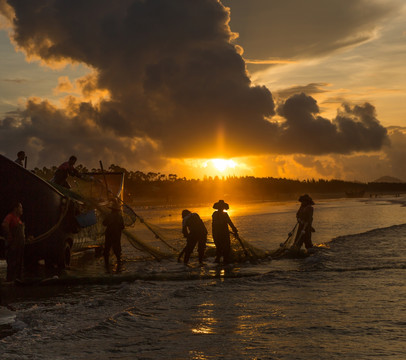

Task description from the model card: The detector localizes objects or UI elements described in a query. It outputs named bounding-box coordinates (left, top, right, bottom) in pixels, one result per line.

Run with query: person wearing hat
left=180, top=209, right=208, bottom=265
left=102, top=199, right=124, bottom=272
left=212, top=200, right=238, bottom=264
left=295, top=194, right=315, bottom=249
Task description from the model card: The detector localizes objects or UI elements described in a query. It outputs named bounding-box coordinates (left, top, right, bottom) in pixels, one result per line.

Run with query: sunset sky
left=0, top=0, right=406, bottom=181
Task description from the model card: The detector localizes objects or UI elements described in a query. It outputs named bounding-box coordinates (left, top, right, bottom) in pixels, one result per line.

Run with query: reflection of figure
left=295, top=194, right=315, bottom=249
left=212, top=200, right=238, bottom=264
left=180, top=210, right=207, bottom=265
left=103, top=200, right=124, bottom=272
left=15, top=151, right=26, bottom=167
left=1, top=202, right=25, bottom=282
left=51, top=155, right=81, bottom=188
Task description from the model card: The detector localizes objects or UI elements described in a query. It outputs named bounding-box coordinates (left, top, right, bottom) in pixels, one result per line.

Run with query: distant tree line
left=34, top=164, right=406, bottom=205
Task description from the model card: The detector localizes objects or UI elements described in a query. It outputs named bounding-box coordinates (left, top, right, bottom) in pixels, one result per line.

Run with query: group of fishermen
left=1, top=150, right=316, bottom=281
left=179, top=194, right=315, bottom=266
left=179, top=199, right=238, bottom=266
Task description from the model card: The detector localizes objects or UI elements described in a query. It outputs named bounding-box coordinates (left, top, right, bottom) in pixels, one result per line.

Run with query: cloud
left=0, top=0, right=390, bottom=170
left=2, top=78, right=27, bottom=83
left=275, top=83, right=330, bottom=100
left=0, top=98, right=162, bottom=170
left=222, top=0, right=400, bottom=62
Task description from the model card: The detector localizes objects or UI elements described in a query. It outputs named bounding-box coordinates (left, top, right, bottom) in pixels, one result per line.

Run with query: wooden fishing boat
left=0, top=154, right=125, bottom=268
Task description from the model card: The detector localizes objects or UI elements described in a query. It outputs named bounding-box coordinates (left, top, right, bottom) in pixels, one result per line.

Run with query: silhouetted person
left=15, top=151, right=26, bottom=167
left=102, top=200, right=124, bottom=272
left=295, top=194, right=315, bottom=249
left=212, top=200, right=238, bottom=264
left=180, top=209, right=207, bottom=265
left=1, top=202, right=26, bottom=282
left=51, top=155, right=82, bottom=188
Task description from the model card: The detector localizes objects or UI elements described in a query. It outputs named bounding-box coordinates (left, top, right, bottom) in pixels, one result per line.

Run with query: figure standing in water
left=15, top=151, right=26, bottom=167
left=51, top=155, right=82, bottom=189
left=180, top=209, right=207, bottom=265
left=1, top=201, right=26, bottom=282
left=212, top=200, right=238, bottom=264
left=295, top=194, right=315, bottom=249
left=102, top=199, right=124, bottom=272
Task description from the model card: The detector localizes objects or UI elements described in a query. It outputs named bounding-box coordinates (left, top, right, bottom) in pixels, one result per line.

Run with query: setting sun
left=208, top=159, right=237, bottom=172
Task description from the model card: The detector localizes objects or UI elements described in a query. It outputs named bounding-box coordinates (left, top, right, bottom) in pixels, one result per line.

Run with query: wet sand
left=0, top=237, right=269, bottom=292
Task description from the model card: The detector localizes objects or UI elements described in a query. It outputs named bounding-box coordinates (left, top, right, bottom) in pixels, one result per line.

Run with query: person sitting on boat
left=295, top=194, right=315, bottom=250
left=51, top=155, right=82, bottom=189
left=1, top=201, right=26, bottom=282
left=102, top=199, right=124, bottom=272
left=212, top=200, right=238, bottom=264
left=180, top=209, right=208, bottom=265
left=15, top=151, right=26, bottom=167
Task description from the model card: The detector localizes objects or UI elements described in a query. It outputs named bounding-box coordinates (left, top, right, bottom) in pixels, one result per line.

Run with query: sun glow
left=208, top=158, right=237, bottom=172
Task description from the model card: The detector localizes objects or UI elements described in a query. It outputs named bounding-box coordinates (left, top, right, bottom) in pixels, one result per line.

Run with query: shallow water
left=1, top=196, right=406, bottom=359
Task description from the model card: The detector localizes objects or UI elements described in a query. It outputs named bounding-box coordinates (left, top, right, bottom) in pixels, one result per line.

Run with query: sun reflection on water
left=190, top=302, right=217, bottom=335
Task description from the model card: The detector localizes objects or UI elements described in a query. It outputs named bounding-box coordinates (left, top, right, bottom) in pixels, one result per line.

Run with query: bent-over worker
left=180, top=210, right=207, bottom=265
left=51, top=155, right=82, bottom=189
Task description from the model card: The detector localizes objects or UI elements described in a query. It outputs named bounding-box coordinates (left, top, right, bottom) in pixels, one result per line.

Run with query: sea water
left=1, top=196, right=406, bottom=359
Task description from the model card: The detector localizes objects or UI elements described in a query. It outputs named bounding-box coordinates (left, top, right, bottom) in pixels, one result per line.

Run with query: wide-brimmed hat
left=298, top=194, right=314, bottom=205
left=213, top=200, right=229, bottom=210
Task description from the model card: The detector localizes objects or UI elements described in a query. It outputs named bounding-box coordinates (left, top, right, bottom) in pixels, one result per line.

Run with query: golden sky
left=0, top=0, right=406, bottom=181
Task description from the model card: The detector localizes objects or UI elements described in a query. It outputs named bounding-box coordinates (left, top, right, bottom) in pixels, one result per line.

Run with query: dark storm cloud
left=0, top=99, right=162, bottom=169
left=0, top=0, right=389, bottom=166
left=222, top=0, right=399, bottom=61
left=275, top=93, right=388, bottom=155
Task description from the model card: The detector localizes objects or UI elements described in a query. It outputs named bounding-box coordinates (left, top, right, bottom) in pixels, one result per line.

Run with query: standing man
left=51, top=155, right=82, bottom=189
left=102, top=200, right=125, bottom=272
left=212, top=200, right=238, bottom=265
left=15, top=151, right=26, bottom=167
left=180, top=209, right=208, bottom=265
left=1, top=202, right=26, bottom=282
left=295, top=194, right=315, bottom=250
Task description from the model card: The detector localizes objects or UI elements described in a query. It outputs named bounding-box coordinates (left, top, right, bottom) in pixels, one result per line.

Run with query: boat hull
left=0, top=155, right=104, bottom=267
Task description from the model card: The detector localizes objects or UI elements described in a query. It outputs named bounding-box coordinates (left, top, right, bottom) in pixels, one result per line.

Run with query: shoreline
left=129, top=191, right=405, bottom=208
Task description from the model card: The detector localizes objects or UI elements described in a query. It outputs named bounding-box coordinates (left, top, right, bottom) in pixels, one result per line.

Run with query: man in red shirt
left=51, top=155, right=82, bottom=189
left=2, top=202, right=25, bottom=282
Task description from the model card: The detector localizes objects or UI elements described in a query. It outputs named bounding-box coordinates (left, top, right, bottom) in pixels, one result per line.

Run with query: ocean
left=1, top=196, right=406, bottom=359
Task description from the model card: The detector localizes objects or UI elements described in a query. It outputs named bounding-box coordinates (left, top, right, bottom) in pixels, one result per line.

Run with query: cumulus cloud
left=0, top=0, right=390, bottom=169
left=275, top=94, right=388, bottom=154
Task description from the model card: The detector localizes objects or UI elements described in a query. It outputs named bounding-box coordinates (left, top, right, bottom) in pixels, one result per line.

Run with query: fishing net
left=268, top=222, right=309, bottom=258
left=49, top=174, right=271, bottom=263
left=120, top=216, right=270, bottom=263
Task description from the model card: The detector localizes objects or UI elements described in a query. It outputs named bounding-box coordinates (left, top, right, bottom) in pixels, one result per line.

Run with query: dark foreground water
left=1, top=196, right=406, bottom=359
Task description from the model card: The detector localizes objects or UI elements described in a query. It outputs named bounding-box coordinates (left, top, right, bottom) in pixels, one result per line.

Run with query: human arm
left=68, top=165, right=81, bottom=178
left=226, top=214, right=238, bottom=234
left=182, top=225, right=189, bottom=238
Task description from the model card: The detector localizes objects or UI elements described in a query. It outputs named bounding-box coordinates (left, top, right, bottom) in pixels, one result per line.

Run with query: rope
left=97, top=179, right=178, bottom=253
left=28, top=197, right=71, bottom=244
